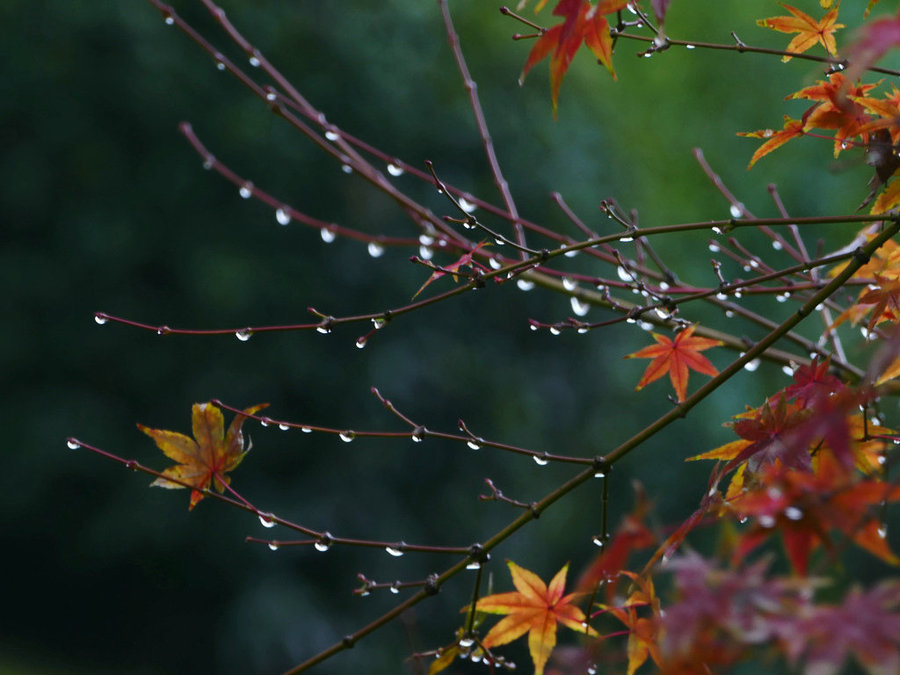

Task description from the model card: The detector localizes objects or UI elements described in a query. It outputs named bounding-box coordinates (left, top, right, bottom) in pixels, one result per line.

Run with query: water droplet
left=385, top=544, right=405, bottom=557
left=529, top=323, right=538, bottom=331
left=782, top=365, right=794, bottom=377
left=355, top=337, right=367, bottom=349
left=594, top=471, right=606, bottom=479
left=776, top=293, right=789, bottom=303
left=570, top=297, right=590, bottom=317
left=743, top=358, right=761, bottom=372
left=814, top=303, right=824, bottom=311
left=94, top=313, right=108, bottom=325
left=386, top=163, right=404, bottom=177
left=725, top=310, right=734, bottom=318
left=458, top=637, right=475, bottom=649
left=467, top=440, right=482, bottom=450
left=708, top=243, right=720, bottom=253
left=620, top=236, right=634, bottom=243
left=716, top=292, right=728, bottom=300
left=739, top=516, right=748, bottom=524
left=516, top=279, right=534, bottom=291
left=258, top=513, right=276, bottom=528
left=489, top=258, right=502, bottom=270
left=772, top=240, right=783, bottom=251
left=712, top=226, right=724, bottom=235
left=275, top=208, right=291, bottom=226
left=278, top=423, right=290, bottom=431
left=389, top=581, right=401, bottom=594
left=549, top=326, right=561, bottom=336
left=616, top=266, right=631, bottom=282
left=458, top=196, right=476, bottom=213
left=493, top=237, right=506, bottom=246
left=202, top=156, right=215, bottom=169
left=784, top=506, right=803, bottom=521
left=533, top=453, right=549, bottom=466
left=66, top=439, right=80, bottom=450
left=592, top=535, right=605, bottom=548
left=562, top=277, right=577, bottom=291
left=215, top=60, right=226, bottom=72
left=321, top=228, right=336, bottom=243
left=239, top=182, right=253, bottom=199
left=371, top=317, right=387, bottom=330
left=466, top=560, right=482, bottom=570
left=268, top=542, right=280, bottom=551
left=325, top=129, right=339, bottom=141
left=878, top=524, right=888, bottom=539
left=301, top=426, right=312, bottom=433
left=235, top=328, right=253, bottom=342
left=685, top=44, right=696, bottom=50
left=759, top=514, right=776, bottom=528
left=339, top=431, right=355, bottom=443
left=248, top=54, right=261, bottom=67
left=315, top=533, right=333, bottom=552
left=367, top=242, right=384, bottom=258
left=260, top=417, right=271, bottom=428
left=411, top=426, right=426, bottom=443
left=156, top=326, right=170, bottom=335
left=341, top=164, right=353, bottom=174
left=729, top=204, right=743, bottom=218
left=265, top=91, right=277, bottom=102
left=164, top=14, right=175, bottom=25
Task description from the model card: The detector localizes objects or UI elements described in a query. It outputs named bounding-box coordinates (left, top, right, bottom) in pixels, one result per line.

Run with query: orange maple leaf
left=757, top=3, right=844, bottom=62
left=139, top=401, right=268, bottom=509
left=738, top=116, right=805, bottom=168
left=626, top=324, right=722, bottom=402
left=473, top=561, right=598, bottom=675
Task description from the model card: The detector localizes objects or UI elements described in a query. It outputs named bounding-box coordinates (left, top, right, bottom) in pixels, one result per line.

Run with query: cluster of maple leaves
left=131, top=2, right=900, bottom=673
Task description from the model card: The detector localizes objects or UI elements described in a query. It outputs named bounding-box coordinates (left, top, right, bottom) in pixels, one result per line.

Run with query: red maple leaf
left=784, top=356, right=844, bottom=405
left=138, top=401, right=268, bottom=509
left=626, top=324, right=723, bottom=402
left=519, top=0, right=628, bottom=116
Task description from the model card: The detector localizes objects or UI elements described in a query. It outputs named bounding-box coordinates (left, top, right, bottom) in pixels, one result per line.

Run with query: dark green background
left=3, top=1, right=893, bottom=673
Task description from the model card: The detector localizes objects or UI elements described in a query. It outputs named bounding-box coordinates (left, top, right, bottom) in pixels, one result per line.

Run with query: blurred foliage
left=3, top=0, right=894, bottom=673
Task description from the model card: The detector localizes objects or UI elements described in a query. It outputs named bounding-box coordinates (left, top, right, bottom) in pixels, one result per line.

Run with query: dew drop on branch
left=418, top=245, right=433, bottom=260
left=164, top=14, right=175, bottom=25
left=708, top=243, right=720, bottom=253
left=235, top=328, right=253, bottom=342
left=301, top=426, right=312, bottom=433
left=729, top=204, right=743, bottom=218
left=784, top=507, right=803, bottom=521
left=215, top=59, right=226, bottom=72
left=66, top=439, right=80, bottom=450
left=367, top=242, right=384, bottom=258
left=389, top=581, right=401, bottom=594
left=549, top=326, right=561, bottom=336
left=315, top=533, right=333, bottom=552
left=371, top=317, right=387, bottom=330
left=268, top=542, right=280, bottom=551
left=275, top=208, right=291, bottom=226
left=466, top=560, right=482, bottom=570
left=411, top=426, right=426, bottom=443
left=562, top=277, right=577, bottom=291
left=341, top=164, right=353, bottom=174
left=772, top=240, right=783, bottom=251
left=355, top=337, right=367, bottom=349
left=743, top=358, right=761, bottom=372
left=278, top=423, right=290, bottom=431
left=533, top=453, right=549, bottom=466
left=570, top=297, right=590, bottom=317
left=320, top=228, right=336, bottom=243
left=467, top=440, right=482, bottom=450
left=339, top=431, right=356, bottom=443
left=258, top=512, right=276, bottom=528
left=458, top=196, right=477, bottom=214
left=685, top=44, right=696, bottom=50
left=516, top=279, right=534, bottom=291
left=616, top=266, right=631, bottom=282
left=385, top=544, right=405, bottom=557
left=248, top=53, right=261, bottom=67
left=386, top=163, right=404, bottom=177
left=324, top=129, right=339, bottom=141
left=94, top=313, right=108, bottom=325
left=239, top=182, right=253, bottom=199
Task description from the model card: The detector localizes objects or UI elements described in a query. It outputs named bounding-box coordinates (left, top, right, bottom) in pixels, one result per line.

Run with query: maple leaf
left=738, top=116, right=805, bottom=168
left=519, top=0, right=627, bottom=116
left=474, top=560, right=598, bottom=675
left=757, top=3, right=844, bottom=62
left=626, top=324, right=722, bottom=402
left=139, top=401, right=268, bottom=510
left=412, top=241, right=490, bottom=299
left=783, top=356, right=844, bottom=405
